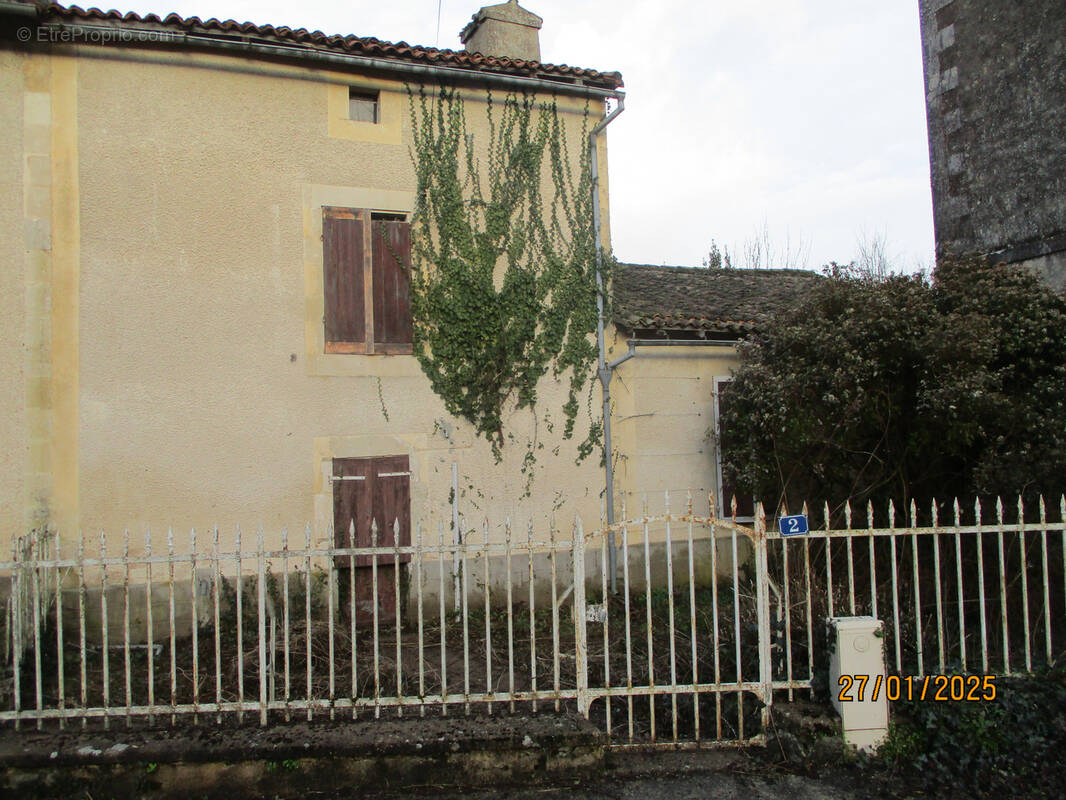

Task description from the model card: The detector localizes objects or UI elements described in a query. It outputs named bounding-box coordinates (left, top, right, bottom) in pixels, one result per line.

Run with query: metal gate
left=573, top=498, right=773, bottom=746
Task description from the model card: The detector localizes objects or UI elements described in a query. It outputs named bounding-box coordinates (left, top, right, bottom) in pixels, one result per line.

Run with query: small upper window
left=348, top=89, right=379, bottom=123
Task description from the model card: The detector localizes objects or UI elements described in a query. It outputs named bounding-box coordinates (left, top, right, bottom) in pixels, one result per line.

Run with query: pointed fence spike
left=844, top=501, right=852, bottom=530
left=996, top=496, right=1004, bottom=522
left=909, top=499, right=917, bottom=528
left=931, top=498, right=939, bottom=528
left=867, top=500, right=874, bottom=528
left=888, top=499, right=896, bottom=527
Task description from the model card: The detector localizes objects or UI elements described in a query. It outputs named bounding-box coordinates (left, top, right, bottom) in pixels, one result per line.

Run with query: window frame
left=713, top=376, right=755, bottom=522
left=322, top=205, right=413, bottom=356
left=348, top=88, right=379, bottom=123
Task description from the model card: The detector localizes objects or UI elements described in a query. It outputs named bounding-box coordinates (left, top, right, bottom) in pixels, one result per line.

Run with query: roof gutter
left=609, top=338, right=738, bottom=370
left=24, top=18, right=625, bottom=100
left=0, top=1, right=37, bottom=18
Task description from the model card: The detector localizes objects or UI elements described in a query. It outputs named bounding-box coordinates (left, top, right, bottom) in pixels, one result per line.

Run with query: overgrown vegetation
left=872, top=671, right=1066, bottom=798
left=719, top=256, right=1066, bottom=513
left=407, top=87, right=608, bottom=476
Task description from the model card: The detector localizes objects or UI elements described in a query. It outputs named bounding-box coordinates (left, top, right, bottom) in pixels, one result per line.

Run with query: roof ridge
left=38, top=3, right=623, bottom=89
left=619, top=262, right=820, bottom=276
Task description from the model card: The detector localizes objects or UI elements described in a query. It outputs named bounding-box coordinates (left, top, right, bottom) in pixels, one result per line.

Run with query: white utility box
left=827, top=616, right=888, bottom=752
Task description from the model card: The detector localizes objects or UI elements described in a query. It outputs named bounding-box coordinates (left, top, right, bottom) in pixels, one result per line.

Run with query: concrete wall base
left=0, top=713, right=604, bottom=799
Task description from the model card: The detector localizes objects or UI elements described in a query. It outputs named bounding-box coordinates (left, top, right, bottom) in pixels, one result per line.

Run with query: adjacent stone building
left=919, top=0, right=1066, bottom=290
left=608, top=264, right=821, bottom=519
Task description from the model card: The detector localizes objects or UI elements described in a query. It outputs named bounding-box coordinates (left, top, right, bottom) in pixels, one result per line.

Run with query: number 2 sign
left=779, top=514, right=808, bottom=537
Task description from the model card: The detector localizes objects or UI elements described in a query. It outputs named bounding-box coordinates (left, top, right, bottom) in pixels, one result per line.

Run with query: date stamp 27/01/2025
left=837, top=674, right=997, bottom=703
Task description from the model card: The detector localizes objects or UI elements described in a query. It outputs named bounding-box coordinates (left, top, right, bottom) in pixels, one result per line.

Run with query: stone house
left=0, top=1, right=621, bottom=569
left=0, top=2, right=819, bottom=613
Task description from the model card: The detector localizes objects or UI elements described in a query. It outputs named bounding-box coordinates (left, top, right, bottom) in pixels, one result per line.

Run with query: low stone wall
left=0, top=713, right=604, bottom=798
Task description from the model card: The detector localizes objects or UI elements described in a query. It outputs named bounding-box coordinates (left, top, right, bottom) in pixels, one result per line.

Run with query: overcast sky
left=121, top=0, right=936, bottom=272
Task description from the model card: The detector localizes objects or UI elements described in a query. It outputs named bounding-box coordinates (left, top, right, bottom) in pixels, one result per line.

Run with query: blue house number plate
left=779, top=514, right=809, bottom=537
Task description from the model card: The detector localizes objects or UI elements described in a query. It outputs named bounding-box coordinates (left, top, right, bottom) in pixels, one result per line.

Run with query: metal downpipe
left=590, top=95, right=625, bottom=592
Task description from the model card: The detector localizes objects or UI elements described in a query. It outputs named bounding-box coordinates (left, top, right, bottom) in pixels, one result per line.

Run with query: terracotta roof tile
left=35, top=3, right=623, bottom=89
left=612, top=263, right=822, bottom=336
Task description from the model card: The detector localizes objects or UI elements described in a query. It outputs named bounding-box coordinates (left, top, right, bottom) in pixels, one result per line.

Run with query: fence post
left=257, top=527, right=268, bottom=726
left=754, top=503, right=774, bottom=732
left=573, top=517, right=590, bottom=717
left=11, top=535, right=23, bottom=730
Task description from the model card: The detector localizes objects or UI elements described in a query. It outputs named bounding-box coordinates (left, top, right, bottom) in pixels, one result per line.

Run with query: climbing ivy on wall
left=407, top=86, right=608, bottom=472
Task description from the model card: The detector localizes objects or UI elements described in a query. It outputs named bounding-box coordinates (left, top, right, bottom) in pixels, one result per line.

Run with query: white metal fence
left=764, top=495, right=1066, bottom=693
left=3, top=492, right=1065, bottom=748
left=3, top=530, right=56, bottom=671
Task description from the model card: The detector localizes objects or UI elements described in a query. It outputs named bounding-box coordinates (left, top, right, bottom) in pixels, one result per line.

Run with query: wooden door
left=332, top=455, right=411, bottom=624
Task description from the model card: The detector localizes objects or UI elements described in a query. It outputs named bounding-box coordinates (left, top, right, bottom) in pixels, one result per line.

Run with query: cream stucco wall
left=2, top=44, right=614, bottom=558
left=605, top=329, right=741, bottom=522
left=0, top=50, right=27, bottom=539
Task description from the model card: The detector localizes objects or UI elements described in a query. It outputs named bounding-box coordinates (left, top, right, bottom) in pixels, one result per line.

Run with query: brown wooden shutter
left=332, top=455, right=411, bottom=567
left=372, top=454, right=412, bottom=565
left=332, top=457, right=372, bottom=568
left=371, top=218, right=413, bottom=352
left=323, top=207, right=367, bottom=353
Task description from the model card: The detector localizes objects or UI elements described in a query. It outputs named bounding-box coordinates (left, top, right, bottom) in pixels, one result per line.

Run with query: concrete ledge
left=0, top=713, right=604, bottom=798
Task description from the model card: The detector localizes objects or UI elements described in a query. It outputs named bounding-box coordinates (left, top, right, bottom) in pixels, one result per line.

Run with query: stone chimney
left=460, top=1, right=543, bottom=62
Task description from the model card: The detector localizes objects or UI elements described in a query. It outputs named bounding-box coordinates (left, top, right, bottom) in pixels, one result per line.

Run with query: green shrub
left=876, top=671, right=1066, bottom=797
